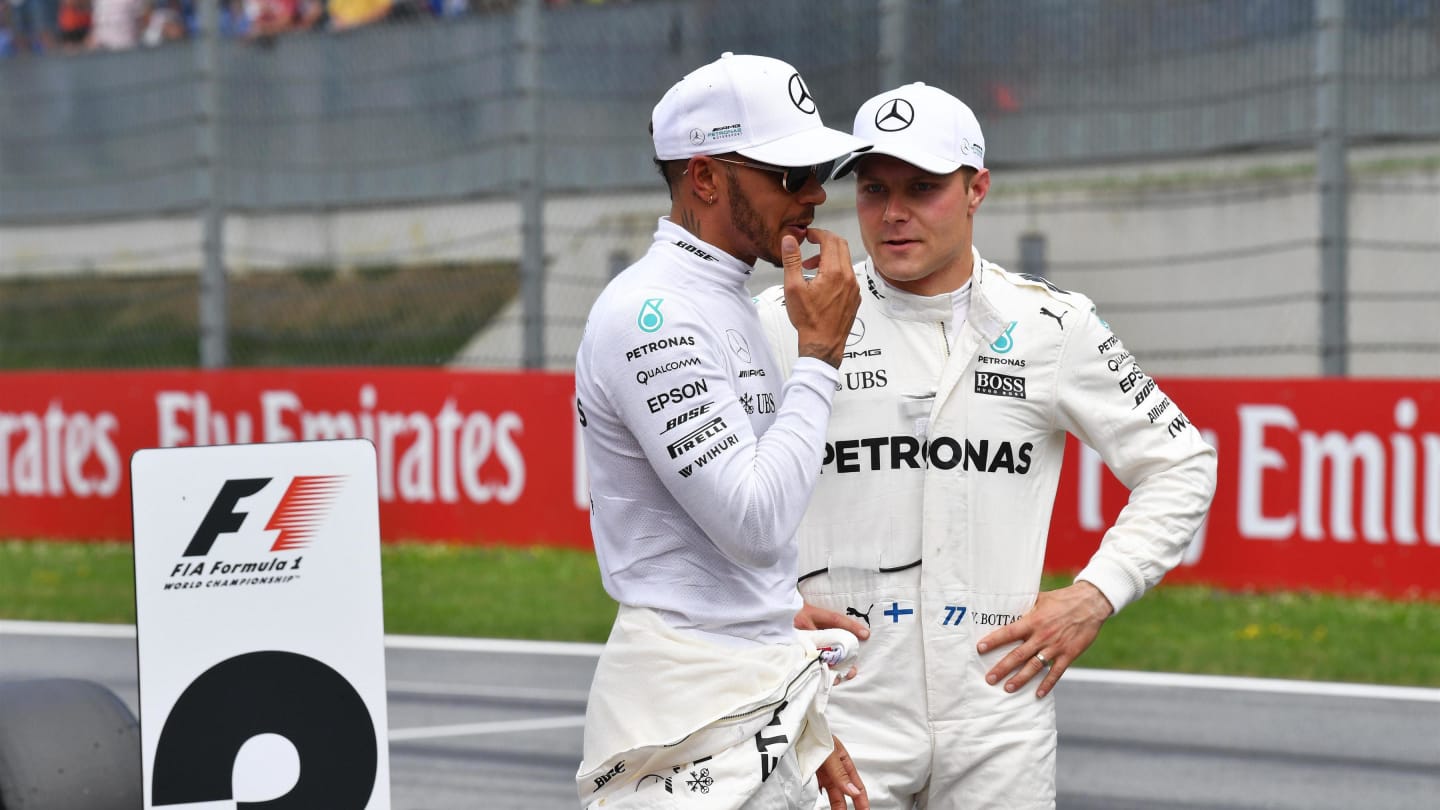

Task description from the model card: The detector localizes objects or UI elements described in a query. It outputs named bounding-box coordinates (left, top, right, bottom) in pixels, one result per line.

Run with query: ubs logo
left=740, top=392, right=776, bottom=415
left=874, top=98, right=915, bottom=132
left=840, top=369, right=888, bottom=391
left=788, top=73, right=816, bottom=114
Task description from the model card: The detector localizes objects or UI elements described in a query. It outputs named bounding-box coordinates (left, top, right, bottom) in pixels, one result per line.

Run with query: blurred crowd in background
left=0, top=0, right=627, bottom=54
left=2, top=1, right=1433, bottom=62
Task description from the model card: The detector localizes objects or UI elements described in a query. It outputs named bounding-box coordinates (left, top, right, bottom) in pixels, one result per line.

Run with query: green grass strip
left=3, top=540, right=1437, bottom=687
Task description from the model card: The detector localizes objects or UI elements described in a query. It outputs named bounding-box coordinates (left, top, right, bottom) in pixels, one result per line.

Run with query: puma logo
left=1040, top=307, right=1067, bottom=330
left=846, top=604, right=874, bottom=627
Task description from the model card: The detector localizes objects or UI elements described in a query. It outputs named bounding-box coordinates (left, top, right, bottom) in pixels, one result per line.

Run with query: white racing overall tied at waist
left=574, top=52, right=871, bottom=809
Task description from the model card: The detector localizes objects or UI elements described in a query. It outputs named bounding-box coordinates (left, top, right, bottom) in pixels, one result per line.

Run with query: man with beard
left=574, top=53, right=874, bottom=809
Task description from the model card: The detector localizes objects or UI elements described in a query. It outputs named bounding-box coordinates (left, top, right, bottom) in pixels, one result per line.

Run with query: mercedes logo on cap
left=788, top=74, right=816, bottom=114
left=875, top=98, right=915, bottom=132
left=689, top=128, right=706, bottom=146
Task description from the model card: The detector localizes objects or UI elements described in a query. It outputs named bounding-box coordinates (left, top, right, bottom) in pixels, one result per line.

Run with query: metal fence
left=0, top=0, right=1437, bottom=373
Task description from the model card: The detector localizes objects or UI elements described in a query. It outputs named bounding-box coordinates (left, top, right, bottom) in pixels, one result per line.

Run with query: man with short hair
left=575, top=52, right=873, bottom=809
left=757, top=82, right=1217, bottom=809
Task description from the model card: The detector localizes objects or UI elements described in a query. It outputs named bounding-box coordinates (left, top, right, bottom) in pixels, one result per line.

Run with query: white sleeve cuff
left=1074, top=561, right=1141, bottom=615
left=789, top=356, right=840, bottom=397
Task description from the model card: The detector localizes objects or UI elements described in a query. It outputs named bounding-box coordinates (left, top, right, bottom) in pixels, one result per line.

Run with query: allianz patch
left=974, top=371, right=1027, bottom=399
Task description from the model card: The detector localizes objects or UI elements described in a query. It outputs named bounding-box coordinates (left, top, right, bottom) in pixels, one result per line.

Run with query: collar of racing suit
left=654, top=217, right=762, bottom=285
left=861, top=245, right=1013, bottom=347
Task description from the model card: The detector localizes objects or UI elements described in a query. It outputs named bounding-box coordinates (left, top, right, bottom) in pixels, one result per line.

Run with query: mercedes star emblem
left=727, top=329, right=753, bottom=362
left=788, top=73, right=816, bottom=114
left=875, top=98, right=915, bottom=132
left=846, top=317, right=866, bottom=346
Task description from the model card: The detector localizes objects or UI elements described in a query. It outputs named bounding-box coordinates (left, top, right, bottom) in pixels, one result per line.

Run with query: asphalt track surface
left=2, top=621, right=1437, bottom=810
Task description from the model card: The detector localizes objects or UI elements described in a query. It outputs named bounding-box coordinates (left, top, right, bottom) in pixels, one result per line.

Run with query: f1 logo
left=184, top=476, right=345, bottom=557
left=184, top=478, right=270, bottom=557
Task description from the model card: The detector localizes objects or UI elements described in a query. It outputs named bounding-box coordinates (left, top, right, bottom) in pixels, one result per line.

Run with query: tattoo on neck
left=678, top=207, right=701, bottom=238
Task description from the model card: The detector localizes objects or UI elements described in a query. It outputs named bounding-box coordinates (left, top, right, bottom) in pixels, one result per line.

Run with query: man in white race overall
left=574, top=53, right=874, bottom=809
left=756, top=83, right=1218, bottom=809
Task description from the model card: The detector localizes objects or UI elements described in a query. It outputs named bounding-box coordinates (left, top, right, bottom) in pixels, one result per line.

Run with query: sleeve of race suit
left=591, top=291, right=839, bottom=569
left=1055, top=301, right=1218, bottom=613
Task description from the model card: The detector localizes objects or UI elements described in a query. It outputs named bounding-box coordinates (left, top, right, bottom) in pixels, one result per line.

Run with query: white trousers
left=803, top=567, right=1056, bottom=810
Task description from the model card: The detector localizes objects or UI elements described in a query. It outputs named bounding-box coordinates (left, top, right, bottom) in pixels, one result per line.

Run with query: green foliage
left=0, top=262, right=518, bottom=369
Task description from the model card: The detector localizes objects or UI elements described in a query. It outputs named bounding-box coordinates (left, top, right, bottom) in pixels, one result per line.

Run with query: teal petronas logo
left=638, top=298, right=664, bottom=333
left=1092, top=306, right=1110, bottom=330
left=990, top=321, right=1017, bottom=354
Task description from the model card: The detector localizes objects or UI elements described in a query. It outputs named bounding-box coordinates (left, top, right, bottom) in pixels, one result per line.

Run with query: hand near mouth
left=781, top=228, right=860, bottom=369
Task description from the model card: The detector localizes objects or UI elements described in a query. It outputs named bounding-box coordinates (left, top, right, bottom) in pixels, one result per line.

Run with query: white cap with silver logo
left=834, top=82, right=985, bottom=178
left=651, top=52, right=870, bottom=168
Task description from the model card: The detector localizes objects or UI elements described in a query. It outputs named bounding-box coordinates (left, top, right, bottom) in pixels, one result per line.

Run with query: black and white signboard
left=131, top=439, right=391, bottom=809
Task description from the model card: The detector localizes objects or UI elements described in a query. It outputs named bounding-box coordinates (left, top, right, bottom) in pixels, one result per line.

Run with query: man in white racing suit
left=574, top=53, right=873, bottom=809
left=756, top=83, right=1218, bottom=809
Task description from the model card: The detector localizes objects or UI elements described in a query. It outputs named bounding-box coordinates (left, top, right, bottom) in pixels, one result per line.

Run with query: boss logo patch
left=975, top=371, right=1027, bottom=400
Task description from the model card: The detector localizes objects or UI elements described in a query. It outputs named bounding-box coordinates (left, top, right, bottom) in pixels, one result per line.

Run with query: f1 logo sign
left=131, top=440, right=387, bottom=810
left=184, top=476, right=346, bottom=557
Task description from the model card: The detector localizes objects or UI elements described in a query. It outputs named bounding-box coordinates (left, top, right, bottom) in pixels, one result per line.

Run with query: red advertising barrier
left=1, top=371, right=1437, bottom=598
left=0, top=369, right=589, bottom=548
left=1047, top=379, right=1440, bottom=599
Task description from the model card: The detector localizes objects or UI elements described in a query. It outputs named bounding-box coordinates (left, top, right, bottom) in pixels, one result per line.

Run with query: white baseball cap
left=833, top=82, right=986, bottom=178
left=651, top=52, right=870, bottom=168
